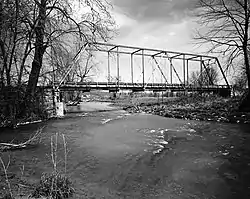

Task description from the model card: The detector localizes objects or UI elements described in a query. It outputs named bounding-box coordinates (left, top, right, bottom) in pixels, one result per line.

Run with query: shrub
left=32, top=172, right=74, bottom=199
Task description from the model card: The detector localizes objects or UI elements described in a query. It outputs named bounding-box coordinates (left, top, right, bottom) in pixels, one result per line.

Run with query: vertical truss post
left=165, top=56, right=168, bottom=85
left=186, top=59, right=189, bottom=85
left=117, top=47, right=120, bottom=87
left=142, top=50, right=145, bottom=87
left=183, top=55, right=186, bottom=86
left=152, top=61, right=154, bottom=83
left=170, top=58, right=173, bottom=84
left=200, top=57, right=203, bottom=87
left=108, top=52, right=110, bottom=82
left=131, top=54, right=134, bottom=84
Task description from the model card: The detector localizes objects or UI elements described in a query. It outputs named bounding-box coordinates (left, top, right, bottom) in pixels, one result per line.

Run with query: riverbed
left=0, top=102, right=250, bottom=198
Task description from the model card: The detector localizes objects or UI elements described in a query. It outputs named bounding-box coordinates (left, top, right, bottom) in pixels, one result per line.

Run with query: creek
left=0, top=102, right=250, bottom=199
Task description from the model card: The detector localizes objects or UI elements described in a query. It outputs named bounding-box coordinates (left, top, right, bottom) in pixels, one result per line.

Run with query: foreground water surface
left=1, top=102, right=250, bottom=199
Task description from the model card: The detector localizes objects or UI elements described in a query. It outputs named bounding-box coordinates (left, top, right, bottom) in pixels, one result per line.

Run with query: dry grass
left=0, top=156, right=13, bottom=198
left=0, top=132, right=74, bottom=199
left=31, top=133, right=74, bottom=199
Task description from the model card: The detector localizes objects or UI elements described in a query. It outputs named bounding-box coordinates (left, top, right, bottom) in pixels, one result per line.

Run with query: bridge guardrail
left=45, top=82, right=231, bottom=91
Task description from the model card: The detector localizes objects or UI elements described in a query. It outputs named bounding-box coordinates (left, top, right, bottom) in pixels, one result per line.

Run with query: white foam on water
left=80, top=113, right=88, bottom=117
left=153, top=148, right=163, bottom=154
left=189, top=129, right=196, bottom=133
left=159, top=140, right=169, bottom=145
left=154, top=144, right=164, bottom=148
left=151, top=140, right=159, bottom=144
left=101, top=118, right=112, bottom=124
left=144, top=135, right=152, bottom=138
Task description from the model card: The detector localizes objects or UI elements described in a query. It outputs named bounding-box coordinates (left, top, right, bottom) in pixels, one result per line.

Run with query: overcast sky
left=110, top=0, right=200, bottom=53
left=94, top=0, right=204, bottom=82
left=91, top=0, right=230, bottom=84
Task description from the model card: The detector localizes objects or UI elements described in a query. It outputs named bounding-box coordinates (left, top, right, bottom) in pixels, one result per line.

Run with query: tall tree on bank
left=25, top=0, right=114, bottom=102
left=0, top=0, right=22, bottom=87
left=195, top=0, right=250, bottom=110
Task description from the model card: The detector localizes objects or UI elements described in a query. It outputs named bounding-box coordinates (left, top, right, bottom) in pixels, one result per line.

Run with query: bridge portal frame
left=86, top=42, right=230, bottom=89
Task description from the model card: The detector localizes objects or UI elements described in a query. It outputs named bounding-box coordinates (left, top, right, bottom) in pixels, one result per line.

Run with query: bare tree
left=233, top=70, right=248, bottom=95
left=0, top=0, right=23, bottom=86
left=189, top=66, right=219, bottom=86
left=195, top=0, right=250, bottom=109
left=44, top=41, right=99, bottom=84
left=25, top=0, right=114, bottom=101
left=0, top=0, right=115, bottom=121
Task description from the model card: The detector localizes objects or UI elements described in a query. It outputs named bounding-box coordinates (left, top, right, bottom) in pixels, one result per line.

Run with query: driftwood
left=0, top=127, right=43, bottom=151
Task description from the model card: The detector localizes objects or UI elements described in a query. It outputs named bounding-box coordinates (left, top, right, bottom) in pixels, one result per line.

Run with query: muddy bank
left=121, top=96, right=250, bottom=124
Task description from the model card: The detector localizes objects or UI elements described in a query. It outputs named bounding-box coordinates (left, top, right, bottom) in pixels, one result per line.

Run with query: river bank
left=114, top=95, right=250, bottom=124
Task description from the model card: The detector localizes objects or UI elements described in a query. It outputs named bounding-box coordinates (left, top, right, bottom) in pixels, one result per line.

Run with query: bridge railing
left=48, top=81, right=230, bottom=90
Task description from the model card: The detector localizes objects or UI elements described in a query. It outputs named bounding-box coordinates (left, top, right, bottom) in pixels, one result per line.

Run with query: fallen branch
left=0, top=127, right=44, bottom=151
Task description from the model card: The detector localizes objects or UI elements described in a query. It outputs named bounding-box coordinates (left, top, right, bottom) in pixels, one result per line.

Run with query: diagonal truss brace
left=151, top=56, right=169, bottom=84
left=165, top=53, right=183, bottom=85
left=57, top=43, right=89, bottom=90
left=202, top=61, right=214, bottom=86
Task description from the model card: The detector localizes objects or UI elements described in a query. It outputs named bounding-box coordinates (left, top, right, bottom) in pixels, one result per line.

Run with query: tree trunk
left=0, top=1, right=4, bottom=88
left=239, top=47, right=250, bottom=111
left=18, top=41, right=31, bottom=85
left=5, top=66, right=10, bottom=85
left=239, top=0, right=250, bottom=111
left=25, top=0, right=46, bottom=101
left=6, top=0, right=19, bottom=86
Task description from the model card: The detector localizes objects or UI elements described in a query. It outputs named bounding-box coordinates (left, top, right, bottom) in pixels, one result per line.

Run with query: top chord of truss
left=86, top=42, right=217, bottom=62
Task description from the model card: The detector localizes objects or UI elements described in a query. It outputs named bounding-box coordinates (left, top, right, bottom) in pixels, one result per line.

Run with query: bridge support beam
left=142, top=50, right=145, bottom=88
left=170, top=59, right=173, bottom=84
left=183, top=55, right=186, bottom=86
left=117, top=47, right=120, bottom=87
left=131, top=54, right=134, bottom=84
left=200, top=57, right=203, bottom=87
left=186, top=59, right=189, bottom=85
left=108, top=52, right=110, bottom=82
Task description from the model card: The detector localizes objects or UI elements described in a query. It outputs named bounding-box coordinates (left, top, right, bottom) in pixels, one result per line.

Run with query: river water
left=0, top=102, right=250, bottom=199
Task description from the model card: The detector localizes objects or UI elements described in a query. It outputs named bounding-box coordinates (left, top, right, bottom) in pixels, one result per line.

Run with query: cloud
left=112, top=17, right=196, bottom=53
left=168, top=32, right=176, bottom=36
left=112, top=0, right=197, bottom=23
left=112, top=10, right=137, bottom=28
left=108, top=0, right=201, bottom=54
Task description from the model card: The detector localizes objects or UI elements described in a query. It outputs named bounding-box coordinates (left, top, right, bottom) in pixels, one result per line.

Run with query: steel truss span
left=47, top=42, right=231, bottom=97
left=86, top=42, right=230, bottom=88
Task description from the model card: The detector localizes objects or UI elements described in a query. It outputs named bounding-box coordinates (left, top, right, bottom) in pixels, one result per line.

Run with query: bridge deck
left=44, top=82, right=230, bottom=93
